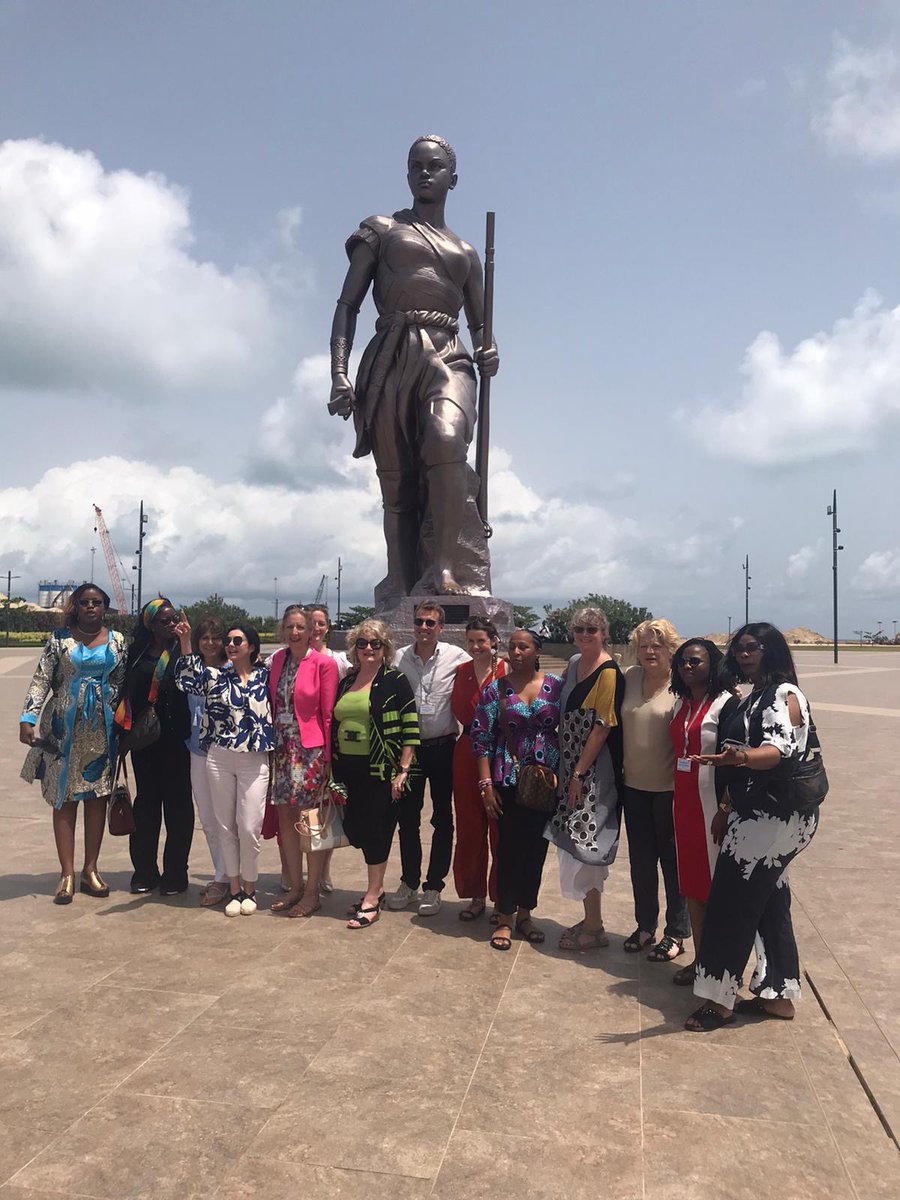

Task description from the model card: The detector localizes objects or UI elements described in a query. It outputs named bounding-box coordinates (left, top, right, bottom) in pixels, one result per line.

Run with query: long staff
left=475, top=210, right=495, bottom=538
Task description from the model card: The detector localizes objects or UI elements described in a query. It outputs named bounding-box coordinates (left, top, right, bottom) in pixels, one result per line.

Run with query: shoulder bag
left=498, top=684, right=557, bottom=812
left=295, top=774, right=350, bottom=852
left=791, top=717, right=828, bottom=807
left=108, top=756, right=136, bottom=836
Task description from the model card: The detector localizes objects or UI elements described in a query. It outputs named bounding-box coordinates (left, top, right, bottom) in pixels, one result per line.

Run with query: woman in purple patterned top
left=472, top=630, right=563, bottom=951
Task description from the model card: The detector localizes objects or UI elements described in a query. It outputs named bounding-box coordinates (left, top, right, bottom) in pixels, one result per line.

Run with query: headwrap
left=142, top=598, right=167, bottom=629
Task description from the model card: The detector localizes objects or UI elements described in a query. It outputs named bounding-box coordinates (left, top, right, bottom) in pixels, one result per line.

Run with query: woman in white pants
left=175, top=618, right=273, bottom=916
left=177, top=617, right=230, bottom=906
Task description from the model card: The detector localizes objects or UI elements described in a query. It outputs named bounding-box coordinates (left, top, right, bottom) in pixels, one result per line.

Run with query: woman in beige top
left=620, top=619, right=689, bottom=960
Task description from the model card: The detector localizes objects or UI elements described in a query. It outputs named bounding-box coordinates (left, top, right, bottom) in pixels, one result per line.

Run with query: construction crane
left=313, top=574, right=327, bottom=605
left=92, top=505, right=128, bottom=614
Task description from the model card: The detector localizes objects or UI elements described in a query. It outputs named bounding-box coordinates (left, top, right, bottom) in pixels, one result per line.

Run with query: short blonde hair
left=629, top=618, right=680, bottom=659
left=345, top=618, right=396, bottom=667
left=279, top=604, right=308, bottom=642
left=568, top=606, right=610, bottom=642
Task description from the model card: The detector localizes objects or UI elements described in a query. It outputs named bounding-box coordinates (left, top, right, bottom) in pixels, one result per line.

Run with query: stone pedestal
left=374, top=593, right=514, bottom=650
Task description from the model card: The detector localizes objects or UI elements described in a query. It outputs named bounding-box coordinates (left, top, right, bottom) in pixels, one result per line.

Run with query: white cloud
left=692, top=291, right=900, bottom=465
left=787, top=545, right=816, bottom=580
left=813, top=36, right=900, bottom=160
left=0, top=139, right=276, bottom=394
left=853, top=549, right=900, bottom=593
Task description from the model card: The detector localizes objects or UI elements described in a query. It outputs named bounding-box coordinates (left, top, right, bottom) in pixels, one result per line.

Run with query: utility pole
left=4, top=570, right=22, bottom=645
left=853, top=629, right=863, bottom=646
left=132, top=501, right=147, bottom=614
left=826, top=490, right=843, bottom=664
left=90, top=547, right=96, bottom=583
left=274, top=577, right=279, bottom=621
left=335, top=557, right=343, bottom=628
left=743, top=555, right=751, bottom=625
left=727, top=616, right=732, bottom=637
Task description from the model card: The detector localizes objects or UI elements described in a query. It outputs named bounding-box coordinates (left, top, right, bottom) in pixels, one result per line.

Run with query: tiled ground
left=0, top=647, right=898, bottom=1198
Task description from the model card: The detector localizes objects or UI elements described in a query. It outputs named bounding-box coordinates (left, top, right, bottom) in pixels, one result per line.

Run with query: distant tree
left=512, top=604, right=540, bottom=629
left=340, top=604, right=375, bottom=629
left=183, top=594, right=251, bottom=631
left=543, top=594, right=652, bottom=645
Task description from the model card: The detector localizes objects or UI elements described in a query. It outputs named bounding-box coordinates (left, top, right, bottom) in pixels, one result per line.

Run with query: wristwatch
left=573, top=769, right=588, bottom=781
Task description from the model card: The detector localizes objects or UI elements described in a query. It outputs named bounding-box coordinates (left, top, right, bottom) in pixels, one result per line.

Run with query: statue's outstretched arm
left=462, top=248, right=499, bottom=378
left=328, top=243, right=376, bottom=418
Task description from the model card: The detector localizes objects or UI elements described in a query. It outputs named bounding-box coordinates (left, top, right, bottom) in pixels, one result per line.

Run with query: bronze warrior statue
left=329, top=135, right=499, bottom=602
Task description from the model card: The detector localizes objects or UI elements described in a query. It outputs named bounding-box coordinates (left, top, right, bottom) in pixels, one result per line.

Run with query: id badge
left=676, top=757, right=692, bottom=773
left=419, top=700, right=436, bottom=715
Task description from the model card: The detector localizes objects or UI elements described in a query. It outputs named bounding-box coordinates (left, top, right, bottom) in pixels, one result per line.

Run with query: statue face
left=407, top=141, right=456, bottom=203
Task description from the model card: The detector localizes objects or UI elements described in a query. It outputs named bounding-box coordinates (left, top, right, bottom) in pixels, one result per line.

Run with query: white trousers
left=190, top=752, right=228, bottom=883
left=205, top=744, right=269, bottom=883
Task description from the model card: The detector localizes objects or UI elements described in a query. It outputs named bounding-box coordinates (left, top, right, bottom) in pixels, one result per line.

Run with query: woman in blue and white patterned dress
left=175, top=619, right=273, bottom=917
left=685, top=623, right=822, bottom=1032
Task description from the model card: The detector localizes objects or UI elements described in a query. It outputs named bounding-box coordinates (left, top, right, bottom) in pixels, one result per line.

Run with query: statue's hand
left=475, top=342, right=499, bottom=379
left=328, top=374, right=356, bottom=419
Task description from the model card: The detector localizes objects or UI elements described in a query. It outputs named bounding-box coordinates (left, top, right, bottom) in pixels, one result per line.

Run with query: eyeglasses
left=77, top=598, right=104, bottom=608
left=680, top=656, right=705, bottom=668
left=355, top=638, right=383, bottom=650
left=735, top=641, right=763, bottom=655
left=225, top=636, right=245, bottom=646
left=414, top=617, right=438, bottom=628
left=573, top=626, right=599, bottom=635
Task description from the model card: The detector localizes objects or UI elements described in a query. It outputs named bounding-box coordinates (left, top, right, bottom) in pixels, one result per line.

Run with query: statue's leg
left=421, top=397, right=472, bottom=596
left=376, top=468, right=418, bottom=596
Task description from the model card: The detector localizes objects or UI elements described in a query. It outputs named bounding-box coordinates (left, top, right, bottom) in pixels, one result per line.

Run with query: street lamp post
left=826, top=490, right=844, bottom=665
left=335, top=558, right=343, bottom=628
left=742, top=556, right=751, bottom=625
left=90, top=547, right=95, bottom=583
left=132, top=501, right=147, bottom=614
left=893, top=619, right=898, bottom=643
left=727, top=616, right=732, bottom=637
left=3, top=570, right=22, bottom=646
left=273, top=577, right=279, bottom=621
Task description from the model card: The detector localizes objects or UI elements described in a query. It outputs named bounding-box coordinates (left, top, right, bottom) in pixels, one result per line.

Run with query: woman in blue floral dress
left=472, top=630, right=563, bottom=951
left=20, top=584, right=127, bottom=903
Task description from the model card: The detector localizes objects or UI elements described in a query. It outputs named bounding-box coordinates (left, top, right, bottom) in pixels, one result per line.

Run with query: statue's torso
left=354, top=211, right=471, bottom=318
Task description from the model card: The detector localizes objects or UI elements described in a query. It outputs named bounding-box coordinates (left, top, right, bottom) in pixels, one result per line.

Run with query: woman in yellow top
left=545, top=608, right=625, bottom=951
left=620, top=618, right=689, bottom=960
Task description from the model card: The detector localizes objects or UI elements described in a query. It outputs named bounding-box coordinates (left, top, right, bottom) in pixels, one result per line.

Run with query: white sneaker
left=240, top=892, right=258, bottom=916
left=418, top=889, right=442, bottom=917
left=386, top=882, right=420, bottom=911
left=224, top=893, right=242, bottom=918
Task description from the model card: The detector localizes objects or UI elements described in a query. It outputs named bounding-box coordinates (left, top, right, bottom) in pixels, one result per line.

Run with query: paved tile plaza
left=0, top=647, right=898, bottom=1198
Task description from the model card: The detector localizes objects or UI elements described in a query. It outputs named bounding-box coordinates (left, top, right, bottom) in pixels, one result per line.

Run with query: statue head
left=407, top=135, right=458, bottom=202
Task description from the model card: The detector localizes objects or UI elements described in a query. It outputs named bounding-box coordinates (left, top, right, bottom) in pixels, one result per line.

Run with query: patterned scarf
left=114, top=599, right=173, bottom=731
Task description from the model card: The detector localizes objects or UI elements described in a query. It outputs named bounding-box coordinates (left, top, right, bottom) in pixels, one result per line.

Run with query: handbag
left=294, top=775, right=350, bottom=852
left=498, top=684, right=558, bottom=813
left=117, top=705, right=160, bottom=755
left=108, top=756, right=136, bottom=836
left=791, top=718, right=828, bottom=807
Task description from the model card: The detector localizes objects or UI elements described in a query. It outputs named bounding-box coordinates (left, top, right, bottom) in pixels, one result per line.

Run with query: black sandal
left=490, top=925, right=513, bottom=952
left=672, top=962, right=697, bottom=986
left=685, top=1004, right=735, bottom=1032
left=515, top=917, right=545, bottom=944
left=459, top=900, right=486, bottom=922
left=623, top=928, right=656, bottom=953
left=347, top=904, right=380, bottom=929
left=735, top=996, right=794, bottom=1021
left=647, top=935, right=684, bottom=962
left=347, top=891, right=385, bottom=916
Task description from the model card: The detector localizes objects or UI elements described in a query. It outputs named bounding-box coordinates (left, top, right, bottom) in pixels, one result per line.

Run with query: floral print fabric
left=175, top=655, right=274, bottom=753
left=471, top=674, right=563, bottom=787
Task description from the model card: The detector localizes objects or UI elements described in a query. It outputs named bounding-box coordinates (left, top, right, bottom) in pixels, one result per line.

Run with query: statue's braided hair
left=409, top=134, right=457, bottom=174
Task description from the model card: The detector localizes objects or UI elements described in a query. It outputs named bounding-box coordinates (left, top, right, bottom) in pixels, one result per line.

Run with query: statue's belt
left=364, top=310, right=460, bottom=425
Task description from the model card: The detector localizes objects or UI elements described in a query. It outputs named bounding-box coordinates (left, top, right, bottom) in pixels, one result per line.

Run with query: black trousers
left=130, top=736, right=194, bottom=890
left=495, top=786, right=549, bottom=915
left=623, top=786, right=689, bottom=940
left=339, top=757, right=399, bottom=866
left=398, top=738, right=455, bottom=892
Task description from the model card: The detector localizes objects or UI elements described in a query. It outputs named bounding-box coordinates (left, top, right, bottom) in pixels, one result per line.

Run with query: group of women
left=19, top=585, right=823, bottom=1027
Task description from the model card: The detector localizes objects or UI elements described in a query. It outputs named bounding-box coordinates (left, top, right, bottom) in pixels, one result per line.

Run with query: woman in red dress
left=451, top=617, right=507, bottom=922
left=668, top=639, right=739, bottom=985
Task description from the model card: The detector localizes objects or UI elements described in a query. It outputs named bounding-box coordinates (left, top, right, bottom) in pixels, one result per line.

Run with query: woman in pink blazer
left=267, top=605, right=339, bottom=917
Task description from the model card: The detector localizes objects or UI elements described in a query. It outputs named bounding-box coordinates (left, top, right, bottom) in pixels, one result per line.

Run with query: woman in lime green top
left=331, top=619, right=419, bottom=929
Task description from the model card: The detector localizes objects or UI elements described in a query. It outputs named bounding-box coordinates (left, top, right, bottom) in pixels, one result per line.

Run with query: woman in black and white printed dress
left=684, top=623, right=822, bottom=1032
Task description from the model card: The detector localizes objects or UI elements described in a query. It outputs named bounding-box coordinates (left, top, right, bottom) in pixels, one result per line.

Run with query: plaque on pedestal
left=375, top=594, right=514, bottom=650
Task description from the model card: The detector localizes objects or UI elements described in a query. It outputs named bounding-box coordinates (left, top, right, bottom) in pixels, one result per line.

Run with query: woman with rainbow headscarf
left=119, top=597, right=192, bottom=895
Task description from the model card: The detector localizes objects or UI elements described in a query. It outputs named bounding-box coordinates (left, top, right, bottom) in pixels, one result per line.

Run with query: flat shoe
left=515, top=918, right=545, bottom=944
left=685, top=1004, right=736, bottom=1032
left=559, top=924, right=608, bottom=951
left=623, top=928, right=656, bottom=953
left=319, top=878, right=334, bottom=895
left=734, top=996, right=794, bottom=1021
left=490, top=926, right=513, bottom=951
left=647, top=935, right=685, bottom=962
left=672, top=962, right=697, bottom=986
left=287, top=900, right=321, bottom=919
left=459, top=900, right=486, bottom=922
left=200, top=882, right=229, bottom=907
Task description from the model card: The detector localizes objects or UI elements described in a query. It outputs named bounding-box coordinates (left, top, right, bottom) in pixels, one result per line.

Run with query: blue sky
left=2, top=1, right=900, bottom=637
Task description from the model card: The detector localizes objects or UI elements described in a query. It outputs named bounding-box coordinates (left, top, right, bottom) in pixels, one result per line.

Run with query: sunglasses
left=680, top=656, right=705, bottom=668
left=77, top=598, right=104, bottom=608
left=225, top=636, right=245, bottom=647
left=414, top=617, right=438, bottom=628
left=355, top=638, right=383, bottom=650
left=735, top=641, right=763, bottom=655
left=573, top=626, right=599, bottom=635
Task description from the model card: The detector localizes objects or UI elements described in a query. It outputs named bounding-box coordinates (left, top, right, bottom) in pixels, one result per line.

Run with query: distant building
left=37, top=580, right=77, bottom=610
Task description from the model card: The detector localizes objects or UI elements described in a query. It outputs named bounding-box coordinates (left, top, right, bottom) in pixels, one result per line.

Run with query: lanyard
left=681, top=698, right=709, bottom=758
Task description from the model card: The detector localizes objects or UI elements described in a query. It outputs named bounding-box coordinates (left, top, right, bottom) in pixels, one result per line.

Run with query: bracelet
left=477, top=778, right=493, bottom=793
left=718, top=801, right=731, bottom=813
left=737, top=750, right=749, bottom=767
left=573, top=769, right=588, bottom=781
